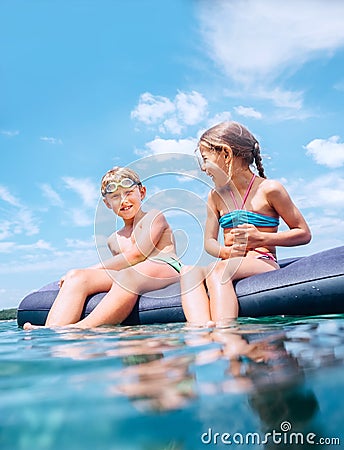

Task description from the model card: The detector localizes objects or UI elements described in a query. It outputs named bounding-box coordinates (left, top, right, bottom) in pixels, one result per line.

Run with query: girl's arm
left=204, top=191, right=233, bottom=259
left=239, top=180, right=311, bottom=249
left=94, top=209, right=170, bottom=271
left=264, top=180, right=311, bottom=247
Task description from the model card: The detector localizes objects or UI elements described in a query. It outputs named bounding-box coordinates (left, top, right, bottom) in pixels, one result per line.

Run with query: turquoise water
left=1, top=316, right=344, bottom=450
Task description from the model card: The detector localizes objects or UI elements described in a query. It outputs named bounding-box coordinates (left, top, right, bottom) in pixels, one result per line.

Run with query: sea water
left=1, top=316, right=344, bottom=450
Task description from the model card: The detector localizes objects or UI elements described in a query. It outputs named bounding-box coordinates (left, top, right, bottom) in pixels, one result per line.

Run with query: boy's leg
left=71, top=260, right=180, bottom=328
left=45, top=268, right=114, bottom=326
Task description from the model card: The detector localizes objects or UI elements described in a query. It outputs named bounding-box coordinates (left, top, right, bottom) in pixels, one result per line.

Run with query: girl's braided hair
left=199, top=121, right=266, bottom=178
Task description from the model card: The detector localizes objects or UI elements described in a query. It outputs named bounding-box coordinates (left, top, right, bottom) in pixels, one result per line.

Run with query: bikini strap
left=241, top=174, right=256, bottom=208
left=230, top=174, right=256, bottom=210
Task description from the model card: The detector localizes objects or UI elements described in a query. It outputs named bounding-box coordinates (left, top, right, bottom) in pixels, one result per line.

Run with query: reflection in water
left=2, top=317, right=344, bottom=449
left=50, top=319, right=342, bottom=423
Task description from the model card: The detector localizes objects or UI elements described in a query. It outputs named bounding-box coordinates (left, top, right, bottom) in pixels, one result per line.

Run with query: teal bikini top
left=218, top=175, right=280, bottom=229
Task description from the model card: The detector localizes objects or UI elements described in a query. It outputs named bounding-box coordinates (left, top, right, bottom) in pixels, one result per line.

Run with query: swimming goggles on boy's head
left=102, top=178, right=140, bottom=196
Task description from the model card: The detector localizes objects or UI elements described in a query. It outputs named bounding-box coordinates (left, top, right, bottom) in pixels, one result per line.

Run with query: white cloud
left=65, top=238, right=95, bottom=249
left=0, top=130, right=19, bottom=137
left=207, top=111, right=232, bottom=128
left=0, top=242, right=15, bottom=253
left=69, top=208, right=94, bottom=227
left=131, top=92, right=175, bottom=124
left=40, top=136, right=63, bottom=145
left=234, top=106, right=262, bottom=119
left=40, top=183, right=64, bottom=207
left=198, top=0, right=344, bottom=105
left=0, top=221, right=12, bottom=240
left=275, top=174, right=344, bottom=257
left=282, top=174, right=344, bottom=210
left=140, top=137, right=197, bottom=156
left=305, top=136, right=344, bottom=168
left=15, top=209, right=40, bottom=236
left=40, top=179, right=99, bottom=227
left=63, top=177, right=99, bottom=208
left=131, top=91, right=208, bottom=134
left=0, top=185, right=40, bottom=239
left=20, top=239, right=54, bottom=251
left=176, top=170, right=200, bottom=183
left=160, top=117, right=184, bottom=135
left=174, top=91, right=208, bottom=125
left=0, top=186, right=21, bottom=207
left=0, top=246, right=98, bottom=275
left=0, top=239, right=54, bottom=254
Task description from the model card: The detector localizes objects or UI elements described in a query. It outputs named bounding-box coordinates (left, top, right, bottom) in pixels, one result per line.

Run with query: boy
left=24, top=167, right=181, bottom=329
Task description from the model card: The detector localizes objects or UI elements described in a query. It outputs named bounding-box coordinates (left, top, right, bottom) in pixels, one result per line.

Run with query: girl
left=24, top=167, right=181, bottom=329
left=181, top=122, right=311, bottom=325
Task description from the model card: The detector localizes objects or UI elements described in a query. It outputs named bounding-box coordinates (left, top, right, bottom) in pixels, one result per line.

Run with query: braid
left=253, top=141, right=266, bottom=178
left=200, top=122, right=267, bottom=178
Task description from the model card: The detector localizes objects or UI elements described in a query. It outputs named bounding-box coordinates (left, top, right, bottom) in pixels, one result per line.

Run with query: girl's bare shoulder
left=207, top=188, right=221, bottom=209
left=260, top=178, right=284, bottom=191
left=259, top=178, right=291, bottom=207
left=259, top=178, right=287, bottom=195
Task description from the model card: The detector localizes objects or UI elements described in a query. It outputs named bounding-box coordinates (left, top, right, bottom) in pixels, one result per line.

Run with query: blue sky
left=1, top=0, right=344, bottom=309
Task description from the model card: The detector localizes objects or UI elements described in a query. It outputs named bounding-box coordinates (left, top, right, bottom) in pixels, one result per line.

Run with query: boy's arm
left=94, top=209, right=169, bottom=271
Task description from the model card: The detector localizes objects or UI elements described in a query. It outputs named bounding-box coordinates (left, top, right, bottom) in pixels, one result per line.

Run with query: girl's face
left=198, top=144, right=229, bottom=186
left=104, top=185, right=146, bottom=220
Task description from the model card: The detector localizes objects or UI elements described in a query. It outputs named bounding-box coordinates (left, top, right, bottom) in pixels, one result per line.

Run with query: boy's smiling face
left=103, top=184, right=146, bottom=220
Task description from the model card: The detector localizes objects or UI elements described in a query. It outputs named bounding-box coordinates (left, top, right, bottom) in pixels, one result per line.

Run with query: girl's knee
left=180, top=265, right=197, bottom=276
left=181, top=265, right=207, bottom=283
left=206, top=261, right=230, bottom=282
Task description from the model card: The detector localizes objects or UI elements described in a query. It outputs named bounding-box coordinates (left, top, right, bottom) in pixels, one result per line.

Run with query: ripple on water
left=1, top=316, right=344, bottom=449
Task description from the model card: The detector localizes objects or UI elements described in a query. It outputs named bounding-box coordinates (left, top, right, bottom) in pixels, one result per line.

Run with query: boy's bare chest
left=108, top=229, right=136, bottom=255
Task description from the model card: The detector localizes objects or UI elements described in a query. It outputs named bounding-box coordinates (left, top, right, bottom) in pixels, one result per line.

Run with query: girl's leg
left=206, top=257, right=278, bottom=322
left=72, top=260, right=180, bottom=328
left=45, top=269, right=113, bottom=326
left=180, top=265, right=212, bottom=325
left=207, top=261, right=239, bottom=321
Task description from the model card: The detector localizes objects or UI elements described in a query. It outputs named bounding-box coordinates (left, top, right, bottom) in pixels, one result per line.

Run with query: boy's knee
left=65, top=268, right=88, bottom=284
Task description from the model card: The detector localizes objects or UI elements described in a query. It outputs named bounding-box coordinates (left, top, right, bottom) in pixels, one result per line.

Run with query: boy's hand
left=58, top=275, right=66, bottom=289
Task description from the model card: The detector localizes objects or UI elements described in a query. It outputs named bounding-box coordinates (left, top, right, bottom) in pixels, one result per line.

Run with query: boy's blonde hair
left=101, top=167, right=142, bottom=196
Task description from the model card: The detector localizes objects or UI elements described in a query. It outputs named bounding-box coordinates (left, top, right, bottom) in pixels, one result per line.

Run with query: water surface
left=1, top=316, right=344, bottom=449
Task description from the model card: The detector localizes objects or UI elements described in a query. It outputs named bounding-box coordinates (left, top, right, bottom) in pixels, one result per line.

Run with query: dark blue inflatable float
left=17, top=246, right=344, bottom=327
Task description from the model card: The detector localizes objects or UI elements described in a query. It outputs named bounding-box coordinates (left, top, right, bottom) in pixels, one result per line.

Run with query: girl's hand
left=230, top=224, right=263, bottom=249
left=220, top=242, right=247, bottom=259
